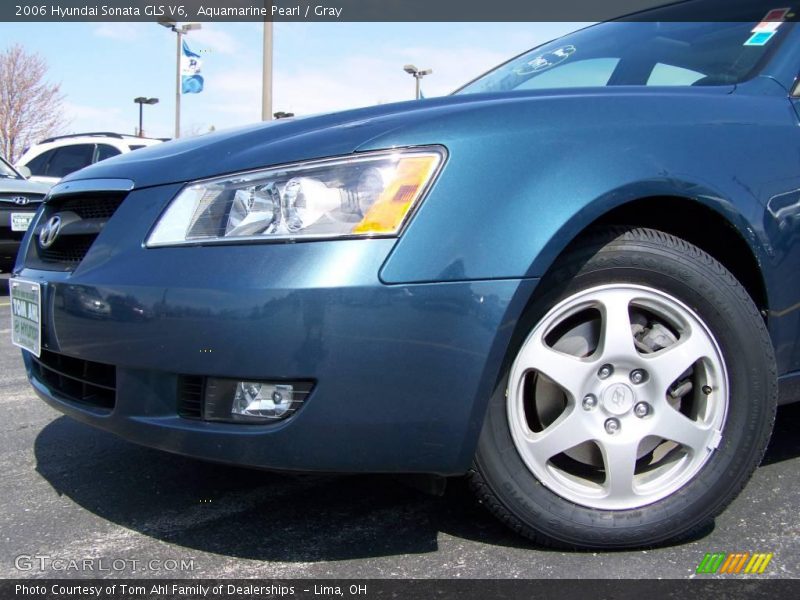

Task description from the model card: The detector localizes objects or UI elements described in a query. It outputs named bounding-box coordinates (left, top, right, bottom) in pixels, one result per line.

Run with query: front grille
left=26, top=192, right=127, bottom=271
left=0, top=205, right=38, bottom=244
left=59, top=195, right=123, bottom=220
left=37, top=234, right=95, bottom=265
left=30, top=350, right=116, bottom=411
left=178, top=376, right=205, bottom=419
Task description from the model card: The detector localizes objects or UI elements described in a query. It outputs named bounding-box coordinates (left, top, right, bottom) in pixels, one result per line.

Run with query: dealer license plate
left=10, top=279, right=41, bottom=357
left=11, top=212, right=35, bottom=232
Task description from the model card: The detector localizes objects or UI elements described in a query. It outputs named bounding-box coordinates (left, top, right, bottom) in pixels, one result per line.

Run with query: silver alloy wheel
left=507, top=284, right=729, bottom=510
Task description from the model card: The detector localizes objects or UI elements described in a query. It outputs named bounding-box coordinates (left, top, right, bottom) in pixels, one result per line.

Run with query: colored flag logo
left=181, top=40, right=204, bottom=94
left=696, top=552, right=773, bottom=574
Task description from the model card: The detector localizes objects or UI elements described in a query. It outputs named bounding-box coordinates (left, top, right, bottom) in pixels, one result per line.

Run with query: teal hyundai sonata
left=11, top=7, right=800, bottom=548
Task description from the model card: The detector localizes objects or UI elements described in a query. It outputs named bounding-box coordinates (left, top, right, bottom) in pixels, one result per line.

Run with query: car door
left=22, top=148, right=59, bottom=186
left=94, top=144, right=122, bottom=164
left=26, top=144, right=95, bottom=186
left=46, top=144, right=95, bottom=180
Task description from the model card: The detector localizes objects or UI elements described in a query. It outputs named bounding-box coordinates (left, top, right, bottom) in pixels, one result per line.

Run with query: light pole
left=158, top=20, right=201, bottom=138
left=403, top=64, right=432, bottom=100
left=133, top=97, right=159, bottom=137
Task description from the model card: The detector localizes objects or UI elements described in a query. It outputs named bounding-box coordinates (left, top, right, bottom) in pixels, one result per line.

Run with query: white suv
left=15, top=132, right=164, bottom=187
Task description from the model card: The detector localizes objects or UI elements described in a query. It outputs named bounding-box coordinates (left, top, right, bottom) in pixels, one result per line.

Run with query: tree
left=0, top=44, right=66, bottom=163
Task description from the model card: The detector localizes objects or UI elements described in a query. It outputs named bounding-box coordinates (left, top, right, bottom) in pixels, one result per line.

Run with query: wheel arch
left=527, top=192, right=770, bottom=317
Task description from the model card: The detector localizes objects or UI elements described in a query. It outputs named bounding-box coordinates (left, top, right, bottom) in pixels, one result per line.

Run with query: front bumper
left=16, top=183, right=537, bottom=474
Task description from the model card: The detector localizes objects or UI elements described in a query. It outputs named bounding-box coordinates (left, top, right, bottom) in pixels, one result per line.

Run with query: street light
left=158, top=20, right=202, bottom=138
left=133, top=97, right=159, bottom=137
left=403, top=64, right=432, bottom=100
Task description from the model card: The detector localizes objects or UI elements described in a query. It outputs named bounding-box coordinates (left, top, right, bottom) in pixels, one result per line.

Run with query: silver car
left=0, top=156, right=50, bottom=271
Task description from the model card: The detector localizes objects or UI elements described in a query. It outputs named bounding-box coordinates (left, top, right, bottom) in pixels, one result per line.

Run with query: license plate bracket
left=10, top=278, right=41, bottom=357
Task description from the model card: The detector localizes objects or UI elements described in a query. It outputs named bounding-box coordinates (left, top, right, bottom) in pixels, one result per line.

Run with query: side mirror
left=16, top=165, right=31, bottom=178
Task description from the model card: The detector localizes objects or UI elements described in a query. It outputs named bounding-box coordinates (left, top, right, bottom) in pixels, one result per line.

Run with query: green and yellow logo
left=696, top=552, right=773, bottom=575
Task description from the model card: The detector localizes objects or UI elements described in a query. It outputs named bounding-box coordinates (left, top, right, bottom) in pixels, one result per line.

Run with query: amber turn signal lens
left=352, top=155, right=441, bottom=234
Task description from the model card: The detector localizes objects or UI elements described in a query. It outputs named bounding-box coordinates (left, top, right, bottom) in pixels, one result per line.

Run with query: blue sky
left=0, top=21, right=585, bottom=139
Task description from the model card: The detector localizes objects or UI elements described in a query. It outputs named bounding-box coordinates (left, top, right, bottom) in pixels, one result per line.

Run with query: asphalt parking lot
left=1, top=272, right=799, bottom=580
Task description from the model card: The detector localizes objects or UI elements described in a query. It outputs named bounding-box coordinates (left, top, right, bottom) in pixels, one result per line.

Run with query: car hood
left=60, top=87, right=733, bottom=190
left=0, top=177, right=51, bottom=197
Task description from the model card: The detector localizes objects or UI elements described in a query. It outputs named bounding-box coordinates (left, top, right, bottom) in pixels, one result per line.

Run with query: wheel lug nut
left=630, top=369, right=647, bottom=384
left=598, top=364, right=614, bottom=379
left=604, top=418, right=621, bottom=434
left=634, top=402, right=650, bottom=418
left=582, top=394, right=598, bottom=410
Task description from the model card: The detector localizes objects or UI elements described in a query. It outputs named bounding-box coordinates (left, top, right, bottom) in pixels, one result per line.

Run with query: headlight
left=146, top=147, right=444, bottom=246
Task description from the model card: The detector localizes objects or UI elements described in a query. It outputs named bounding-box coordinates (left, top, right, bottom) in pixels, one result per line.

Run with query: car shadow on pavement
left=34, top=402, right=796, bottom=560
left=33, top=416, right=532, bottom=562
left=0, top=274, right=9, bottom=296
left=760, top=402, right=800, bottom=466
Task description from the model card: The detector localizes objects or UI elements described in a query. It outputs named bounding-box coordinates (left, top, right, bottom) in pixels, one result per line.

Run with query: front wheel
left=472, top=227, right=776, bottom=549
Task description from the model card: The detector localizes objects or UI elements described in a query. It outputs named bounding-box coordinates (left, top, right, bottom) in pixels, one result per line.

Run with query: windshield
left=0, top=157, right=20, bottom=179
left=456, top=21, right=788, bottom=95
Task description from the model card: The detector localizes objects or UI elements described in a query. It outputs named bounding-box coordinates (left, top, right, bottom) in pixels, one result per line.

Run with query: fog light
left=199, top=377, right=313, bottom=423
left=233, top=382, right=294, bottom=419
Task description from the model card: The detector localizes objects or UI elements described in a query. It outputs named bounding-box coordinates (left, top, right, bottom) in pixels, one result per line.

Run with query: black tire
left=471, top=226, right=777, bottom=549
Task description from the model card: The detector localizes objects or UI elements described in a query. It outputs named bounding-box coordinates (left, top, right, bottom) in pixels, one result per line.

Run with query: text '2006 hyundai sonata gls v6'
left=10, top=9, right=800, bottom=549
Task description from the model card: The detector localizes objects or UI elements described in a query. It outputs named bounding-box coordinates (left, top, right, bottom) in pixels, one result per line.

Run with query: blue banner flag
left=181, top=40, right=204, bottom=94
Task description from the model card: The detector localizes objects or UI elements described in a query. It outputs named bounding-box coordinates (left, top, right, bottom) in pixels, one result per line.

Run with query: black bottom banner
left=2, top=579, right=799, bottom=600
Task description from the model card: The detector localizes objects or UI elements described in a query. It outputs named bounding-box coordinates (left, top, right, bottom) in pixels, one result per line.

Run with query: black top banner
left=2, top=0, right=794, bottom=22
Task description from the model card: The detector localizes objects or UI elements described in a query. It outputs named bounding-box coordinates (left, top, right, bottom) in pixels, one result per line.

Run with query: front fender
left=362, top=91, right=793, bottom=289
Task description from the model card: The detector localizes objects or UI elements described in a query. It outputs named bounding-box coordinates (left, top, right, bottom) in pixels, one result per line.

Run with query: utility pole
left=262, top=21, right=273, bottom=121
left=158, top=21, right=201, bottom=138
left=174, top=29, right=182, bottom=138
